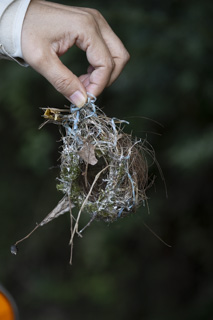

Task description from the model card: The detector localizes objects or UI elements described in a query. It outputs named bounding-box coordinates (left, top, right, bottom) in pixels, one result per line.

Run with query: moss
left=84, top=202, right=99, bottom=214
left=60, top=158, right=80, bottom=182
left=56, top=103, right=148, bottom=222
left=56, top=183, right=64, bottom=191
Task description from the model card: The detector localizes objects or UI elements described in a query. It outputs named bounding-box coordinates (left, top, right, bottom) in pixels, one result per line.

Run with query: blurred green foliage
left=0, top=0, right=212, bottom=319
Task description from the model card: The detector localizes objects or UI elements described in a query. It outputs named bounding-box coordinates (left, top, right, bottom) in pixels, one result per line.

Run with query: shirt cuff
left=0, top=0, right=31, bottom=60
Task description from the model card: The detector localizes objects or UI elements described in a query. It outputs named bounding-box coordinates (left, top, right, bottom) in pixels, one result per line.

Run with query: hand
left=21, top=0, right=130, bottom=107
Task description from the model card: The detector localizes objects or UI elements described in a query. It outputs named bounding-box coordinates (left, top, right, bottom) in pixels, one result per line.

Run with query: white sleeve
left=0, top=0, right=32, bottom=66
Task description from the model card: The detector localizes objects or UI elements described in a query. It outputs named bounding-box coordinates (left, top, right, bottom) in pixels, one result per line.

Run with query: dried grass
left=12, top=95, right=155, bottom=263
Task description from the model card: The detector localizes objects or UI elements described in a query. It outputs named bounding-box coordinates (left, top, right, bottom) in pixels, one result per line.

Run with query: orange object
left=0, top=292, right=15, bottom=320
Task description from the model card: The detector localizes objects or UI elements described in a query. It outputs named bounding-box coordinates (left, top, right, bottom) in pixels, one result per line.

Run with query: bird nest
left=11, top=94, right=154, bottom=263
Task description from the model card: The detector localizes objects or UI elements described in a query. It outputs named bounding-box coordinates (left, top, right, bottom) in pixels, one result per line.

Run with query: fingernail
left=69, top=91, right=86, bottom=108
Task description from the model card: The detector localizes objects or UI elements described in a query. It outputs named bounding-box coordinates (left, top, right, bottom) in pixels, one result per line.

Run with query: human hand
left=21, top=0, right=130, bottom=107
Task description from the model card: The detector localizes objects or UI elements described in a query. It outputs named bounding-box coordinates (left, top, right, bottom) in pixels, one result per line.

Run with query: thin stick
left=68, top=195, right=74, bottom=265
left=84, top=161, right=89, bottom=189
left=13, top=196, right=71, bottom=249
left=79, top=214, right=97, bottom=234
left=69, top=165, right=109, bottom=246
left=14, top=224, right=40, bottom=247
left=143, top=222, right=172, bottom=248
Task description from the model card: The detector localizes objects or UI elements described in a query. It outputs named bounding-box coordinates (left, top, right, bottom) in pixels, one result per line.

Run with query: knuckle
left=119, top=50, right=130, bottom=67
left=124, top=51, right=130, bottom=64
left=111, top=58, right=116, bottom=70
left=83, top=11, right=96, bottom=26
left=90, top=8, right=102, bottom=20
left=53, top=77, right=72, bottom=93
left=105, top=57, right=115, bottom=70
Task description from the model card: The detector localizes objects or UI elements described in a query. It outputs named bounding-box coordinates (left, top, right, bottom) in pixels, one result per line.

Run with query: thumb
left=36, top=54, right=87, bottom=107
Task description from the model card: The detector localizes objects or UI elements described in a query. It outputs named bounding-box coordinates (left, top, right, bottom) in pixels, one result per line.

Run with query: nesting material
left=12, top=94, right=152, bottom=264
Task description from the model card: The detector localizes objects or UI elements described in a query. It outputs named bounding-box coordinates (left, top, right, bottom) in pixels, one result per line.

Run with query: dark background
left=0, top=0, right=212, bottom=319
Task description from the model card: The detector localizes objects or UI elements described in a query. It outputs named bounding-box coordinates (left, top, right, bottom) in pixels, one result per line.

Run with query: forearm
left=0, top=0, right=32, bottom=65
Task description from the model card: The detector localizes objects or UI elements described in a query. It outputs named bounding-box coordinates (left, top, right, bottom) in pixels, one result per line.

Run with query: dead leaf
left=78, top=143, right=98, bottom=165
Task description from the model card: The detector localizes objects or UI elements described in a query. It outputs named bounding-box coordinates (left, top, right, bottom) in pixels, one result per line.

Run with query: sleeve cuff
left=0, top=0, right=31, bottom=59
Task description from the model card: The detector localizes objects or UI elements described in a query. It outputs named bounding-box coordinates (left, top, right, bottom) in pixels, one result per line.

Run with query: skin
left=21, top=0, right=130, bottom=107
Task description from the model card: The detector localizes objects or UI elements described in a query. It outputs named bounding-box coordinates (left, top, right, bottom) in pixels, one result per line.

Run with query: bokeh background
left=0, top=0, right=212, bottom=319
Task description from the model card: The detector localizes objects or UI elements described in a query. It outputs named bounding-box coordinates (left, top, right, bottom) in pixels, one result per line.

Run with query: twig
left=68, top=195, right=74, bottom=265
left=143, top=222, right=172, bottom=248
left=79, top=214, right=97, bottom=234
left=14, top=224, right=40, bottom=247
left=69, top=165, right=109, bottom=246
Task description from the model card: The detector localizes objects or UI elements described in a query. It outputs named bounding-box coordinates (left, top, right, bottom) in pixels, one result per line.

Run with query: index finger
left=78, top=29, right=115, bottom=96
left=80, top=8, right=130, bottom=86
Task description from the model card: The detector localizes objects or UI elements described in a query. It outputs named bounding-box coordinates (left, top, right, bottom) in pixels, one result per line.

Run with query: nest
left=11, top=94, right=154, bottom=263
